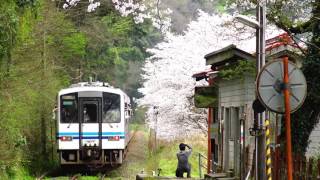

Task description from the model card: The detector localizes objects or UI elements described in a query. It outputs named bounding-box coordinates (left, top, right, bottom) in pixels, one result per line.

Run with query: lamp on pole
left=235, top=15, right=260, bottom=29
left=235, top=1, right=266, bottom=179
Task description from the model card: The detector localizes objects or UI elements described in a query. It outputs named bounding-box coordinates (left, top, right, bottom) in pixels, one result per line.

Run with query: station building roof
left=193, top=33, right=304, bottom=80
left=204, top=44, right=255, bottom=67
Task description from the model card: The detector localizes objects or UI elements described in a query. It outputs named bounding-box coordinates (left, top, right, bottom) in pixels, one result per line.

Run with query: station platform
left=136, top=173, right=237, bottom=180
left=136, top=174, right=202, bottom=180
left=204, top=173, right=237, bottom=180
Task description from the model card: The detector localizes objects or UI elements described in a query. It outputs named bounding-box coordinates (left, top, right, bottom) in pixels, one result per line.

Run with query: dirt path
left=106, top=130, right=149, bottom=179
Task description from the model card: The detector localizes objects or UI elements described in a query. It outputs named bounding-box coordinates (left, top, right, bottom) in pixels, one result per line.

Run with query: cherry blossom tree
left=138, top=10, right=283, bottom=139
left=227, top=0, right=313, bottom=48
left=62, top=0, right=101, bottom=12
left=62, top=0, right=172, bottom=33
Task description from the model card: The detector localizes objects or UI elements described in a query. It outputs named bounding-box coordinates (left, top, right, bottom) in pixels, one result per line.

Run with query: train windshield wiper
left=67, top=117, right=73, bottom=128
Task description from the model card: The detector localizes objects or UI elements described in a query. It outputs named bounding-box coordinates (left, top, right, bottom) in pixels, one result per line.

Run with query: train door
left=79, top=98, right=102, bottom=151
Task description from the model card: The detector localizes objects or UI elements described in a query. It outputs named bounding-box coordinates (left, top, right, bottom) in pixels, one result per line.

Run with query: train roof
left=58, top=82, right=129, bottom=98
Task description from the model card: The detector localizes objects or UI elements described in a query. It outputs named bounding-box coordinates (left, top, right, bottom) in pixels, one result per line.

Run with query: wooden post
left=208, top=107, right=212, bottom=174
left=207, top=79, right=214, bottom=174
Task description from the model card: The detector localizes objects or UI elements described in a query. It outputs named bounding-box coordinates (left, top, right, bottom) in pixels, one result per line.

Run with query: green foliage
left=216, top=0, right=227, bottom=13
left=0, top=1, right=18, bottom=60
left=0, top=0, right=79, bottom=177
left=102, top=14, right=134, bottom=38
left=17, top=8, right=35, bottom=42
left=0, top=0, right=160, bottom=178
left=194, top=86, right=218, bottom=108
left=0, top=162, right=34, bottom=180
left=289, top=2, right=320, bottom=154
left=16, top=0, right=38, bottom=8
left=132, top=107, right=147, bottom=124
left=195, top=95, right=217, bottom=108
left=0, top=1, right=41, bottom=178
left=62, top=32, right=86, bottom=59
left=81, top=11, right=161, bottom=93
left=218, top=60, right=255, bottom=80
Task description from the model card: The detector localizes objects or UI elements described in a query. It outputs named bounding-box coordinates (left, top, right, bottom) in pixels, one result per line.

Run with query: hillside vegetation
left=0, top=0, right=159, bottom=178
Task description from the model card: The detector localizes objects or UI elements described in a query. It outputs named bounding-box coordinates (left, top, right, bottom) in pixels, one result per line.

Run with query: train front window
left=103, top=92, right=121, bottom=123
left=82, top=103, right=98, bottom=123
left=61, top=94, right=78, bottom=123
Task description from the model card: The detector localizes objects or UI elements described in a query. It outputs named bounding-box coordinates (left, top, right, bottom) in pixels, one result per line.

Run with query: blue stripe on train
left=61, top=136, right=125, bottom=140
left=58, top=132, right=125, bottom=136
left=70, top=136, right=125, bottom=139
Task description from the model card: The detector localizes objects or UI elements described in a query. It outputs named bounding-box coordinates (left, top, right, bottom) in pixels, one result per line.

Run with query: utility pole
left=256, top=1, right=266, bottom=179
left=235, top=1, right=267, bottom=178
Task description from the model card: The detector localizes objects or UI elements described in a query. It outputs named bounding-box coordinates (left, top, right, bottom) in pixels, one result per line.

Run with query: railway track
left=37, top=171, right=80, bottom=180
left=40, top=129, right=139, bottom=179
left=99, top=173, right=107, bottom=180
left=70, top=174, right=80, bottom=180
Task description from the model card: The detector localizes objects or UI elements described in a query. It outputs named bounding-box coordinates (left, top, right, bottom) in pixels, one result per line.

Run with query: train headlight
left=60, top=136, right=73, bottom=141
left=108, top=136, right=120, bottom=141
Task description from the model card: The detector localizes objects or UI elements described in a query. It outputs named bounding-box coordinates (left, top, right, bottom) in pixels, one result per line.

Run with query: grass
left=39, top=126, right=208, bottom=179
left=149, top=135, right=207, bottom=178
left=44, top=176, right=100, bottom=180
left=104, top=129, right=208, bottom=179
left=0, top=165, right=34, bottom=180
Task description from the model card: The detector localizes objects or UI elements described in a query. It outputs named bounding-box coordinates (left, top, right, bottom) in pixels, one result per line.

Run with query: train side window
left=61, top=94, right=78, bottom=123
left=103, top=92, right=121, bottom=123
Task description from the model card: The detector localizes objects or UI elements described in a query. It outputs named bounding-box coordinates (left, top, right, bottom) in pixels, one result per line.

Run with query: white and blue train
left=56, top=81, right=132, bottom=165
